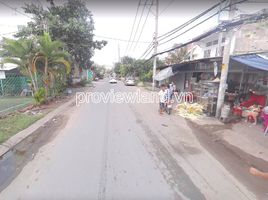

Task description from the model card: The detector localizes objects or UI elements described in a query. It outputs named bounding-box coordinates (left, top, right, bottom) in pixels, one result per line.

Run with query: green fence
left=0, top=73, right=29, bottom=96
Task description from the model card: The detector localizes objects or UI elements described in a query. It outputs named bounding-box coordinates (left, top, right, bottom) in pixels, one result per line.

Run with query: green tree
left=93, top=64, right=106, bottom=79
left=35, top=32, right=70, bottom=98
left=114, top=62, right=121, bottom=75
left=0, top=37, right=38, bottom=92
left=165, top=45, right=189, bottom=65
left=15, top=0, right=107, bottom=71
left=113, top=56, right=163, bottom=82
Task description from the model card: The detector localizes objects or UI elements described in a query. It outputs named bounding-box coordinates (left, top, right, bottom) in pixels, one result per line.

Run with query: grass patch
left=0, top=97, right=34, bottom=115
left=0, top=113, right=43, bottom=144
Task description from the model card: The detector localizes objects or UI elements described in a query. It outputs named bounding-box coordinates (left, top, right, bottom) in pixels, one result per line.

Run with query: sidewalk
left=193, top=116, right=268, bottom=163
left=137, top=85, right=268, bottom=166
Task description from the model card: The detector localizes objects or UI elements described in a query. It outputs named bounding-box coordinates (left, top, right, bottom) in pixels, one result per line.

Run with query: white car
left=109, top=78, right=117, bottom=84
left=125, top=79, right=135, bottom=86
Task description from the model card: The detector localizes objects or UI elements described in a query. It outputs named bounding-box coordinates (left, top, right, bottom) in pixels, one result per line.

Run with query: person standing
left=158, top=84, right=166, bottom=115
left=169, top=82, right=175, bottom=99
left=166, top=84, right=173, bottom=102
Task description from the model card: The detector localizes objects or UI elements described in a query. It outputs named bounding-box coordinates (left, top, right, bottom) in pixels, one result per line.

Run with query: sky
left=0, top=0, right=268, bottom=68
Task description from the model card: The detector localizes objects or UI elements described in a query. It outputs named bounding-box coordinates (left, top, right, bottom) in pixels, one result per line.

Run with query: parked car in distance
left=109, top=78, right=117, bottom=84
left=125, top=79, right=135, bottom=86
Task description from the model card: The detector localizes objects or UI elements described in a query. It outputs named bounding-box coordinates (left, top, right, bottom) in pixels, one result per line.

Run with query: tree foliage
left=113, top=56, right=163, bottom=82
left=0, top=37, right=38, bottom=92
left=1, top=33, right=71, bottom=101
left=164, top=45, right=189, bottom=65
left=15, top=0, right=107, bottom=69
left=35, top=32, right=70, bottom=97
left=92, top=64, right=106, bottom=78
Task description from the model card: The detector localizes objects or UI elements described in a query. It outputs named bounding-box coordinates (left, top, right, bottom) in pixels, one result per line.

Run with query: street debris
left=176, top=103, right=204, bottom=119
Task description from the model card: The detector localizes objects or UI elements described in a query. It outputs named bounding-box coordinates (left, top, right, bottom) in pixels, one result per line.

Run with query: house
left=155, top=10, right=268, bottom=115
left=156, top=10, right=268, bottom=90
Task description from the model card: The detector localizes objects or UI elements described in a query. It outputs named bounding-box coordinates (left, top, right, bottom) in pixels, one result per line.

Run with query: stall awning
left=154, top=66, right=174, bottom=81
left=231, top=54, right=268, bottom=71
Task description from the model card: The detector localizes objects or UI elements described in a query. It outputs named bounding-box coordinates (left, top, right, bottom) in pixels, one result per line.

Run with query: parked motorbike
left=165, top=100, right=172, bottom=115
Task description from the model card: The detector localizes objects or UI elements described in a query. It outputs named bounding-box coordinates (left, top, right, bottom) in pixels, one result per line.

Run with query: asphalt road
left=0, top=80, right=258, bottom=200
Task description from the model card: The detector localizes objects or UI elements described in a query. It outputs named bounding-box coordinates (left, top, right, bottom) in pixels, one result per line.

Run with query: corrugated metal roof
left=231, top=54, right=268, bottom=71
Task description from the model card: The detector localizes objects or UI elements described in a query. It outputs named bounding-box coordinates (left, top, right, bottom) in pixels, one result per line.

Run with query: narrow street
left=0, top=80, right=264, bottom=200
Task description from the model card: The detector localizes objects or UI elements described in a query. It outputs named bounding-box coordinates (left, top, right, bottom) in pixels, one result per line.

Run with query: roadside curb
left=0, top=95, right=76, bottom=157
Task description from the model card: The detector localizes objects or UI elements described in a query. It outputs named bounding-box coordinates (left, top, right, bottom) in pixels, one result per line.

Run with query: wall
left=198, top=33, right=226, bottom=59
left=170, top=72, right=185, bottom=92
left=234, top=19, right=268, bottom=54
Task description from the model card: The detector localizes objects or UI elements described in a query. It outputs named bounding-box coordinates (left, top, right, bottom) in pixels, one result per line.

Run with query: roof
left=161, top=57, right=222, bottom=72
left=0, top=64, right=18, bottom=71
left=0, top=60, right=18, bottom=71
left=154, top=67, right=174, bottom=81
left=231, top=54, right=268, bottom=71
left=155, top=57, right=222, bottom=80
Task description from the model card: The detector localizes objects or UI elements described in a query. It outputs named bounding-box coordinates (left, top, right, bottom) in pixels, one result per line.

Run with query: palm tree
left=0, top=38, right=38, bottom=92
left=35, top=32, right=70, bottom=98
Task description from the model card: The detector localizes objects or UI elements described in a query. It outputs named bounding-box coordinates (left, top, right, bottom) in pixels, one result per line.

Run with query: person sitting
left=245, top=103, right=261, bottom=125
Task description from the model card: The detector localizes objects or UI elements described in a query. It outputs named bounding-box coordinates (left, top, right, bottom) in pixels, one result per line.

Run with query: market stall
left=191, top=80, right=219, bottom=116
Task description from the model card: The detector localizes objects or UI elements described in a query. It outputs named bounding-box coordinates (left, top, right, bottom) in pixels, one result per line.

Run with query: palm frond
left=52, top=58, right=71, bottom=74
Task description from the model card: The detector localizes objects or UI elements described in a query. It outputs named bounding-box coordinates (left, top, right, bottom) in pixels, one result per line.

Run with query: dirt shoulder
left=188, top=119, right=268, bottom=199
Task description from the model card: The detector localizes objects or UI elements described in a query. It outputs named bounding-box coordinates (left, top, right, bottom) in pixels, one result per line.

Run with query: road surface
left=0, top=80, right=258, bottom=200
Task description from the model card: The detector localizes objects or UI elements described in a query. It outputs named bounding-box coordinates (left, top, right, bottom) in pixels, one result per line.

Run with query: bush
left=80, top=79, right=91, bottom=87
left=34, top=87, right=46, bottom=105
left=54, top=81, right=67, bottom=96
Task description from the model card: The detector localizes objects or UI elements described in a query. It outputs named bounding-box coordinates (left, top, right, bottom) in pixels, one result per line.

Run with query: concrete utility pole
left=152, top=0, right=159, bottom=90
left=216, top=0, right=237, bottom=117
left=118, top=42, right=121, bottom=62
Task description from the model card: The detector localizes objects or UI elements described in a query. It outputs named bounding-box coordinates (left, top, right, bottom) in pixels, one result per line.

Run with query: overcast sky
left=0, top=0, right=267, bottom=67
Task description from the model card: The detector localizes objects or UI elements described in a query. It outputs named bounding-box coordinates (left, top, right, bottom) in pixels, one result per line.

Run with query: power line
left=158, top=11, right=219, bottom=46
left=157, top=0, right=248, bottom=47
left=128, top=0, right=148, bottom=53
left=148, top=2, right=265, bottom=60
left=0, top=1, right=31, bottom=18
left=132, top=0, right=154, bottom=52
left=157, top=0, right=227, bottom=42
left=94, top=35, right=151, bottom=43
left=159, top=0, right=175, bottom=16
left=142, top=45, right=154, bottom=59
left=138, top=41, right=154, bottom=59
left=124, top=0, right=141, bottom=56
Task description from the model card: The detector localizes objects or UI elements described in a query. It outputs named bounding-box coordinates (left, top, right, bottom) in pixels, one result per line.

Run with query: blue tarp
left=231, top=54, right=268, bottom=71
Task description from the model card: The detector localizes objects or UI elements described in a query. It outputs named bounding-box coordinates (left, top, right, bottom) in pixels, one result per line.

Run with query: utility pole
left=216, top=0, right=223, bottom=57
left=216, top=0, right=237, bottom=117
left=118, top=42, right=121, bottom=62
left=152, top=0, right=159, bottom=90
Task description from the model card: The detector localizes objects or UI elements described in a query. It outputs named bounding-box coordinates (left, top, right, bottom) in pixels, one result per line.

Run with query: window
left=213, top=40, right=218, bottom=45
left=222, top=37, right=226, bottom=43
left=217, top=46, right=225, bottom=56
left=204, top=49, right=211, bottom=58
left=220, top=46, right=224, bottom=56
left=206, top=42, right=212, bottom=47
